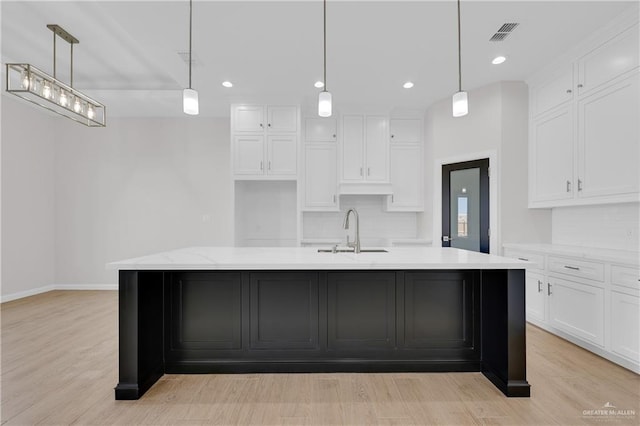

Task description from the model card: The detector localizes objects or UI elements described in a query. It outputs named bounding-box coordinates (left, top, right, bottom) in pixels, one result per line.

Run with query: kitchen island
left=108, top=247, right=531, bottom=400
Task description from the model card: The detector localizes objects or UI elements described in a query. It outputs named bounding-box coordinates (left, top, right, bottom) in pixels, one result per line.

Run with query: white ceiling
left=1, top=1, right=636, bottom=117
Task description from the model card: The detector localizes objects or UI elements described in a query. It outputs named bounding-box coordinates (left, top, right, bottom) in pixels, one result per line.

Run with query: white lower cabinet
left=525, top=271, right=546, bottom=323
left=548, top=276, right=604, bottom=347
left=503, top=245, right=639, bottom=373
left=610, top=289, right=640, bottom=362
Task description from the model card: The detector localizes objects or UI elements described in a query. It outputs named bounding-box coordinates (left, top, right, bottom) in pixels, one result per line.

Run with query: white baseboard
left=1, top=284, right=117, bottom=303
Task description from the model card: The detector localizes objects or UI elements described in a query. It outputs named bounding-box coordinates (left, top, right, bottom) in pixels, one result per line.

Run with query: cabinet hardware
left=391, top=134, right=395, bottom=138
left=547, top=283, right=552, bottom=296
left=260, top=123, right=264, bottom=128
left=564, top=265, right=580, bottom=271
left=268, top=161, right=271, bottom=170
left=566, top=89, right=572, bottom=94
left=578, top=179, right=583, bottom=191
left=268, top=123, right=271, bottom=127
left=518, top=257, right=529, bottom=261
left=538, top=280, right=542, bottom=293
left=367, top=167, right=371, bottom=176
left=333, top=194, right=336, bottom=203
left=566, top=180, right=571, bottom=192
left=391, top=195, right=394, bottom=203
left=578, top=84, right=584, bottom=88
left=260, top=161, right=263, bottom=170
left=332, top=134, right=336, bottom=138
left=360, top=167, right=363, bottom=176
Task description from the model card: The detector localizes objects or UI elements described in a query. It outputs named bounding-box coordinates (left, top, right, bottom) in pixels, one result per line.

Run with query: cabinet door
left=525, top=271, right=546, bottom=323
left=390, top=119, right=422, bottom=144
left=388, top=145, right=423, bottom=210
left=267, top=106, right=297, bottom=133
left=304, top=144, right=337, bottom=210
left=341, top=115, right=365, bottom=181
left=610, top=290, right=640, bottom=362
left=305, top=117, right=337, bottom=142
left=531, top=65, right=574, bottom=116
left=577, top=23, right=639, bottom=96
left=365, top=116, right=389, bottom=181
left=234, top=105, right=265, bottom=132
left=530, top=106, right=574, bottom=203
left=267, top=135, right=297, bottom=177
left=577, top=75, right=639, bottom=199
left=548, top=276, right=604, bottom=346
left=233, top=135, right=265, bottom=175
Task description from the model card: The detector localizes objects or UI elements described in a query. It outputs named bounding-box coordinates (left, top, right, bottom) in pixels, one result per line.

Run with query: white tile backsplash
left=303, top=195, right=418, bottom=246
left=552, top=203, right=640, bottom=252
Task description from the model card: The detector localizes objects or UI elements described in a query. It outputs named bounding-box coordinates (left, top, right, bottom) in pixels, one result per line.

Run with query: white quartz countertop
left=107, top=247, right=530, bottom=271
left=503, top=243, right=640, bottom=266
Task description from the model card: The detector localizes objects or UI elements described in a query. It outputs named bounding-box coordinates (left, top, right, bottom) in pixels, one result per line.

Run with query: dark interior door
left=442, top=159, right=490, bottom=253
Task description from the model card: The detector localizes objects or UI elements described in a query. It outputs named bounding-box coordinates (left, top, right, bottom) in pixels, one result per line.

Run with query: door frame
left=432, top=151, right=498, bottom=253
left=442, top=159, right=490, bottom=253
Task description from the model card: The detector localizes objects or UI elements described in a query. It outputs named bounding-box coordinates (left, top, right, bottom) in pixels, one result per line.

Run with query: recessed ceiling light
left=314, top=81, right=325, bottom=88
left=492, top=56, right=507, bottom=65
left=403, top=81, right=414, bottom=89
left=222, top=81, right=233, bottom=88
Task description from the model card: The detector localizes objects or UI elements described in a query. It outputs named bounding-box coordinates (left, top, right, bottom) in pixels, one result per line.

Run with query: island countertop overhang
left=107, top=246, right=530, bottom=271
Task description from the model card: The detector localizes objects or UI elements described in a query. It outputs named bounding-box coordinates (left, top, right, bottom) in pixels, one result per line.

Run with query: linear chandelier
left=5, top=25, right=106, bottom=127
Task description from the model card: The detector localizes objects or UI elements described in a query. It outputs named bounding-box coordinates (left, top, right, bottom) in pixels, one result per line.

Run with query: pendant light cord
left=323, top=0, right=327, bottom=92
left=457, top=0, right=462, bottom=92
left=189, top=0, right=193, bottom=89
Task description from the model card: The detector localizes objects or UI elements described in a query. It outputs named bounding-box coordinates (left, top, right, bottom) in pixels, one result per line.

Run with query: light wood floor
left=1, top=291, right=638, bottom=425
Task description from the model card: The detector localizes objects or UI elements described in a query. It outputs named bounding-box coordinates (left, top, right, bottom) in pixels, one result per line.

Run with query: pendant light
left=318, top=0, right=332, bottom=117
left=452, top=0, right=468, bottom=118
left=183, top=0, right=199, bottom=115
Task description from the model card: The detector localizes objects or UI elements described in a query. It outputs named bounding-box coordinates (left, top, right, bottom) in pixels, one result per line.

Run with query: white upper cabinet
left=577, top=75, right=639, bottom=199
left=387, top=144, right=423, bottom=211
left=267, top=106, right=298, bottom=133
left=341, top=114, right=389, bottom=183
left=531, top=65, right=574, bottom=117
left=234, top=105, right=265, bottom=132
left=231, top=105, right=299, bottom=179
left=528, top=16, right=639, bottom=208
left=305, top=118, right=337, bottom=142
left=303, top=144, right=338, bottom=210
left=577, top=23, right=639, bottom=97
left=389, top=119, right=422, bottom=144
left=530, top=106, right=575, bottom=203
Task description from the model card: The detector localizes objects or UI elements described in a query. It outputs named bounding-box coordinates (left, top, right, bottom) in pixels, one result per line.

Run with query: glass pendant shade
left=318, top=91, right=332, bottom=117
left=183, top=88, right=199, bottom=115
left=452, top=91, right=468, bottom=117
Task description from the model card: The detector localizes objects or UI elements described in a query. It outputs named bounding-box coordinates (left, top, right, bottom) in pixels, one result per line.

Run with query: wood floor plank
left=1, top=290, right=639, bottom=425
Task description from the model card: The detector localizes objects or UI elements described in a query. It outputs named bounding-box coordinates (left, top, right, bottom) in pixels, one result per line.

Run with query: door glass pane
left=450, top=168, right=480, bottom=252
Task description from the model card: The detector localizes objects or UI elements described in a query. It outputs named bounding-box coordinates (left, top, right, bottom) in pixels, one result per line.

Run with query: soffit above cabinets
left=1, top=1, right=634, bottom=117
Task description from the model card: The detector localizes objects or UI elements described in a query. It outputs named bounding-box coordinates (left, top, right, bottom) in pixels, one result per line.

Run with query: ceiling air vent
left=489, top=22, right=519, bottom=42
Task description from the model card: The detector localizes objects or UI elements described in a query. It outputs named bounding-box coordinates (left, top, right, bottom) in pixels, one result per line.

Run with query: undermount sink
left=317, top=248, right=388, bottom=253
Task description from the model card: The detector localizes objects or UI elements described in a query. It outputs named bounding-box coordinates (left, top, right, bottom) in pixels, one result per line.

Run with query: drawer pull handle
left=537, top=280, right=542, bottom=293
left=547, top=283, right=552, bottom=296
left=564, top=265, right=580, bottom=271
left=518, top=257, right=529, bottom=261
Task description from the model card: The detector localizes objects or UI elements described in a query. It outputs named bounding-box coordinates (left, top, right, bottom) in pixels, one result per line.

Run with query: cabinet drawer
left=503, top=249, right=545, bottom=271
left=548, top=256, right=604, bottom=282
left=611, top=265, right=640, bottom=291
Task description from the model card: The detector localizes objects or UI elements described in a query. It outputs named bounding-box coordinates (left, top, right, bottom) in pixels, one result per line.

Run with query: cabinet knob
left=333, top=134, right=336, bottom=139
left=260, top=123, right=264, bottom=128
left=566, top=89, right=572, bottom=94
left=577, top=84, right=584, bottom=88
left=268, top=123, right=271, bottom=127
left=391, top=134, right=395, bottom=138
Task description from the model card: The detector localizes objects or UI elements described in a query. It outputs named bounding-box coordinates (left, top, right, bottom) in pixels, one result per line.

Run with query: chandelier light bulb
left=59, top=90, right=68, bottom=107
left=42, top=81, right=52, bottom=99
left=87, top=105, right=95, bottom=119
left=73, top=97, right=82, bottom=113
left=21, top=71, right=30, bottom=89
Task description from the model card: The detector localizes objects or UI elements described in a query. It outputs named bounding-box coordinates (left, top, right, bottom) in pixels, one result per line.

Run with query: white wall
left=552, top=203, right=640, bottom=252
left=1, top=96, right=56, bottom=300
left=54, top=116, right=233, bottom=285
left=424, top=81, right=552, bottom=250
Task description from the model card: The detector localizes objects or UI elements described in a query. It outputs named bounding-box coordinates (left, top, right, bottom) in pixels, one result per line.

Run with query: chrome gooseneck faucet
left=343, top=208, right=361, bottom=253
